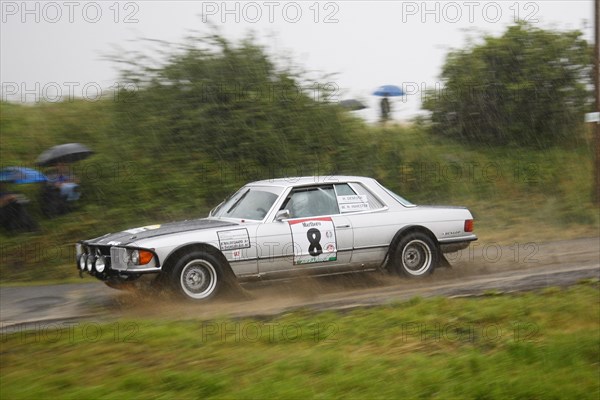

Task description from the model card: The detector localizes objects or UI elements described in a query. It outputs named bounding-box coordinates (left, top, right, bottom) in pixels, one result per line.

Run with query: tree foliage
left=423, top=23, right=592, bottom=147
left=113, top=33, right=364, bottom=175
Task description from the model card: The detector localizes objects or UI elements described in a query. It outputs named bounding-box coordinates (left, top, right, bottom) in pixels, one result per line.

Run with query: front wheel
left=392, top=233, right=439, bottom=277
left=170, top=251, right=223, bottom=301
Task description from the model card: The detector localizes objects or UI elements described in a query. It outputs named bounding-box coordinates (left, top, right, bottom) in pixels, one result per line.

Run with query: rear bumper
left=438, top=235, right=477, bottom=253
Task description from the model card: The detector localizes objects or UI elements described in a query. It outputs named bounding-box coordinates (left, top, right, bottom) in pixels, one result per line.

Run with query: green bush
left=423, top=22, right=592, bottom=147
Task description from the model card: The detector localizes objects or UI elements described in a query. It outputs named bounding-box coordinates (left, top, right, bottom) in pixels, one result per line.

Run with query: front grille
left=110, top=247, right=127, bottom=270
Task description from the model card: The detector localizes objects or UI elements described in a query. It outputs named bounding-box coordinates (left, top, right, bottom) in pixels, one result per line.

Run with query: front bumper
left=76, top=242, right=161, bottom=280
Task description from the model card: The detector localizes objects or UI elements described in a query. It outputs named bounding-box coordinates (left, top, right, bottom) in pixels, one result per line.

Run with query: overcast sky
left=0, top=1, right=594, bottom=122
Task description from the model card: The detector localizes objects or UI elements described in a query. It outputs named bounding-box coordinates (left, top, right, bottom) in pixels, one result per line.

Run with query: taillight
left=464, top=219, right=474, bottom=232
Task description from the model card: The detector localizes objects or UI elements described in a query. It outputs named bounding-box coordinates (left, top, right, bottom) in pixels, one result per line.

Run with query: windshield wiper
left=226, top=189, right=250, bottom=214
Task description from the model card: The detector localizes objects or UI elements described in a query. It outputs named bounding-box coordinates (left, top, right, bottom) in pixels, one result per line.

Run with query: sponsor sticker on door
left=288, top=217, right=337, bottom=265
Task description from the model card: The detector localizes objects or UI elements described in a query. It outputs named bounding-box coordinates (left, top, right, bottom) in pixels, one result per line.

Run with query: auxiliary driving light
left=79, top=254, right=87, bottom=271
left=95, top=256, right=106, bottom=273
left=86, top=255, right=95, bottom=272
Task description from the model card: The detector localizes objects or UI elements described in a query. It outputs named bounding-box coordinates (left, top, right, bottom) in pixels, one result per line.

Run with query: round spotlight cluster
left=77, top=247, right=109, bottom=274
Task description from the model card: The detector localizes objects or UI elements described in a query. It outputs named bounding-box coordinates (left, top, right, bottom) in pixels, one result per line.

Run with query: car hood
left=84, top=218, right=238, bottom=246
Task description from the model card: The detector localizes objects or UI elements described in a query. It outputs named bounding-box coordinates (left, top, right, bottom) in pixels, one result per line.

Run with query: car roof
left=248, top=176, right=375, bottom=188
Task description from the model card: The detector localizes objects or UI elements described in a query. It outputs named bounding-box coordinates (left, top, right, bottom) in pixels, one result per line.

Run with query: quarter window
left=333, top=183, right=356, bottom=196
left=349, top=182, right=385, bottom=209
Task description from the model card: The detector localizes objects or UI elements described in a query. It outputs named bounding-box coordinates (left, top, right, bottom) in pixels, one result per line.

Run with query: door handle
left=335, top=224, right=351, bottom=228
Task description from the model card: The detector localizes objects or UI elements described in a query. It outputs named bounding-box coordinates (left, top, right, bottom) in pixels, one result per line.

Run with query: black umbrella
left=35, top=143, right=93, bottom=166
left=339, top=99, right=367, bottom=111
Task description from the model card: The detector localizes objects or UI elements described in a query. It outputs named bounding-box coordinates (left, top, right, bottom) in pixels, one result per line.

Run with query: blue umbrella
left=0, top=167, right=47, bottom=184
left=373, top=85, right=405, bottom=97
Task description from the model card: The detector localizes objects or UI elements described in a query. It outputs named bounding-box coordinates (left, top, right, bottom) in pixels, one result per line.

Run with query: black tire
left=170, top=251, right=224, bottom=301
left=392, top=232, right=439, bottom=278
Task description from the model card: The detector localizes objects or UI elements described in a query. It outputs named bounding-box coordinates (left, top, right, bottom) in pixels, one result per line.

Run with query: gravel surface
left=1, top=237, right=598, bottom=330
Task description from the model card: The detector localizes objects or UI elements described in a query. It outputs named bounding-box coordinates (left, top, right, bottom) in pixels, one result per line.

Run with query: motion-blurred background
left=1, top=1, right=598, bottom=282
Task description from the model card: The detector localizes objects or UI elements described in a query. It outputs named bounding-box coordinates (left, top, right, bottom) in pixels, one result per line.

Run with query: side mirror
left=275, top=209, right=290, bottom=221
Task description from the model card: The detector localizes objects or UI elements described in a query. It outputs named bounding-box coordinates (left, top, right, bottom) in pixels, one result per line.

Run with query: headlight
left=125, top=249, right=154, bottom=266
left=95, top=256, right=106, bottom=273
left=86, top=255, right=95, bottom=272
left=78, top=254, right=87, bottom=270
left=130, top=250, right=140, bottom=265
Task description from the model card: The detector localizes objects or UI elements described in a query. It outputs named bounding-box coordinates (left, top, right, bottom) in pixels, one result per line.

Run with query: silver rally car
left=76, top=176, right=476, bottom=300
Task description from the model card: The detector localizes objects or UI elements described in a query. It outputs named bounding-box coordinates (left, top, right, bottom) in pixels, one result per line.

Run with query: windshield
left=211, top=185, right=283, bottom=220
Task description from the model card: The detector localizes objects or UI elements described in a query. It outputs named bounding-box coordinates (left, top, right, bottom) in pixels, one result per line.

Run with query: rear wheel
left=392, top=232, right=439, bottom=277
left=170, top=251, right=223, bottom=301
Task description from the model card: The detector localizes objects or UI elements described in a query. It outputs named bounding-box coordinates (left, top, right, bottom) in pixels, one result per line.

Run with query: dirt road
left=1, top=237, right=598, bottom=330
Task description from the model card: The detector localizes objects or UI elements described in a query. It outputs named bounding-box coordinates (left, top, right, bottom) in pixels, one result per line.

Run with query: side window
left=348, top=183, right=385, bottom=210
left=284, top=186, right=339, bottom=218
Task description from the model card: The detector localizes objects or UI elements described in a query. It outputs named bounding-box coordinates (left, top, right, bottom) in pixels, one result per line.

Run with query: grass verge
left=1, top=283, right=598, bottom=399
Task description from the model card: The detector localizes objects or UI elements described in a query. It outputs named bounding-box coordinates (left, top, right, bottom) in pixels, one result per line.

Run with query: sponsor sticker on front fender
left=218, top=228, right=251, bottom=251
